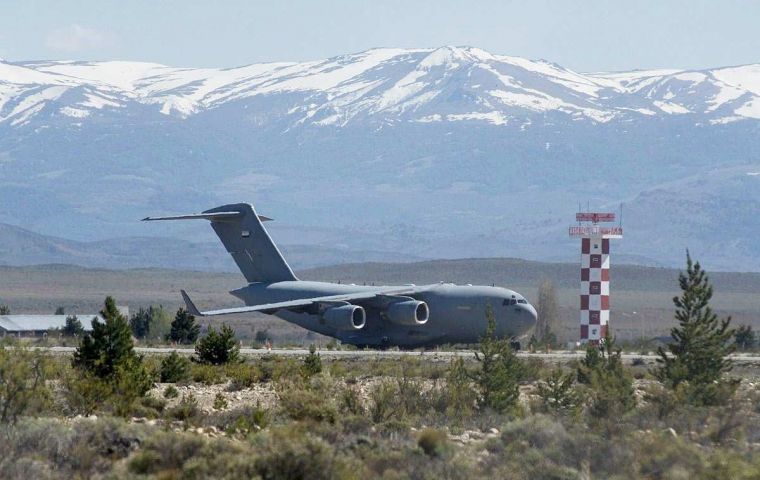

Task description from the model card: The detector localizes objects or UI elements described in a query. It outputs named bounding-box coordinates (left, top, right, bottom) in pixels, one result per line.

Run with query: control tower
left=569, top=212, right=623, bottom=344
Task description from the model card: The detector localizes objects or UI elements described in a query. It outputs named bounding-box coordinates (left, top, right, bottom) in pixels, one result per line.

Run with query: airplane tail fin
left=143, top=203, right=297, bottom=283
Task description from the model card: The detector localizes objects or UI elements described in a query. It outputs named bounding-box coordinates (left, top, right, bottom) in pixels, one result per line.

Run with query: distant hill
left=299, top=257, right=760, bottom=295
left=0, top=223, right=421, bottom=271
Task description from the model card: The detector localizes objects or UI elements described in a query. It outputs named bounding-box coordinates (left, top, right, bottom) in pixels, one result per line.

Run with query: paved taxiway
left=29, top=346, right=760, bottom=364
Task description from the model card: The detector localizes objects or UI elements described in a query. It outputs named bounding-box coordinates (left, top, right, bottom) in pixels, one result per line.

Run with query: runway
left=32, top=346, right=760, bottom=364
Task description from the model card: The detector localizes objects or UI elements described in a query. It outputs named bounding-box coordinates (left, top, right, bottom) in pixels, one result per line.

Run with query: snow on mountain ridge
left=2, top=47, right=760, bottom=126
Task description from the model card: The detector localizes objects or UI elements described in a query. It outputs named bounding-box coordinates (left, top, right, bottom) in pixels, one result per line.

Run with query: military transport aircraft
left=144, top=203, right=537, bottom=348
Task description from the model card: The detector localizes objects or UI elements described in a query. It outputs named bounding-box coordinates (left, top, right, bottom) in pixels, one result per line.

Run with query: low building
left=0, top=314, right=98, bottom=337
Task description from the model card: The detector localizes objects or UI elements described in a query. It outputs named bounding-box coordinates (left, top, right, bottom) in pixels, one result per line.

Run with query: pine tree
left=0, top=304, right=10, bottom=315
left=62, top=314, right=84, bottom=337
left=167, top=308, right=200, bottom=344
left=473, top=305, right=522, bottom=413
left=160, top=351, right=191, bottom=383
left=537, top=367, right=581, bottom=416
left=73, top=296, right=139, bottom=379
left=654, top=252, right=738, bottom=406
left=194, top=324, right=240, bottom=365
left=734, top=325, right=755, bottom=351
left=302, top=343, right=322, bottom=378
left=129, top=307, right=152, bottom=339
left=577, top=333, right=635, bottom=417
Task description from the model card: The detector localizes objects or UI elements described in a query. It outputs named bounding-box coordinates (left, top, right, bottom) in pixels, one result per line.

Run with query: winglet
left=180, top=290, right=204, bottom=317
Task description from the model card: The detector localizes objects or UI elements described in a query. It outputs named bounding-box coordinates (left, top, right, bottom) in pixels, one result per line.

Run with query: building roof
left=0, top=315, right=99, bottom=333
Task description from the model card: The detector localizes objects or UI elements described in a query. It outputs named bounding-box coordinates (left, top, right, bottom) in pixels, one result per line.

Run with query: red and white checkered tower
left=569, top=212, right=623, bottom=344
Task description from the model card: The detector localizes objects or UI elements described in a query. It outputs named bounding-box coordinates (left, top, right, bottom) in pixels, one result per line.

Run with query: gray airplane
left=144, top=203, right=537, bottom=348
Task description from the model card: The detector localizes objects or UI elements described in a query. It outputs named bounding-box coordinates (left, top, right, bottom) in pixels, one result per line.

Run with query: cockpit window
left=503, top=298, right=517, bottom=306
left=517, top=299, right=527, bottom=304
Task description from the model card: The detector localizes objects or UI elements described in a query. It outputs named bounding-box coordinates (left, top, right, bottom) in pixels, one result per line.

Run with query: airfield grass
left=2, top=348, right=760, bottom=479
left=1, top=259, right=759, bottom=344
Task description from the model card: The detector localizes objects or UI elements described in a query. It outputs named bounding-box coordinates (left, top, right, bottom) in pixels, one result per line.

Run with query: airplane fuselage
left=230, top=280, right=536, bottom=348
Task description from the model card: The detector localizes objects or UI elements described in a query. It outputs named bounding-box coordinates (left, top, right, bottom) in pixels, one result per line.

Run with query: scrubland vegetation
left=1, top=256, right=759, bottom=478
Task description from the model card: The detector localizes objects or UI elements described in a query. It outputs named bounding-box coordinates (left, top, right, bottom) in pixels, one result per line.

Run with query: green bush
left=253, top=426, right=354, bottom=480
left=577, top=335, right=635, bottom=418
left=213, top=392, right=228, bottom=410
left=191, top=363, right=225, bottom=385
left=278, top=383, right=338, bottom=423
left=0, top=348, right=52, bottom=423
left=435, top=357, right=477, bottom=420
left=417, top=428, right=449, bottom=458
left=160, top=351, right=191, bottom=383
left=536, top=367, right=581, bottom=417
left=194, top=324, right=240, bottom=365
left=226, top=362, right=263, bottom=390
left=164, top=385, right=179, bottom=399
left=166, top=394, right=201, bottom=422
left=209, top=404, right=270, bottom=435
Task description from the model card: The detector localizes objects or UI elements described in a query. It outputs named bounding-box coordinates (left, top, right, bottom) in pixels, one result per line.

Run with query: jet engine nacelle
left=386, top=300, right=429, bottom=326
left=322, top=304, right=366, bottom=330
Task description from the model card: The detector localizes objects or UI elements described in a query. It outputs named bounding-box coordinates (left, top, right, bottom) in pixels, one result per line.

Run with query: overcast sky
left=2, top=0, right=759, bottom=72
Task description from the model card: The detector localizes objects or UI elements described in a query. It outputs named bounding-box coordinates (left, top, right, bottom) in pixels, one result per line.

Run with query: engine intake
left=322, top=304, right=366, bottom=330
left=386, top=300, right=429, bottom=326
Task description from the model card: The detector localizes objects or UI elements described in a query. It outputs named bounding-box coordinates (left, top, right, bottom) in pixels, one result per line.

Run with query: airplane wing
left=180, top=287, right=417, bottom=317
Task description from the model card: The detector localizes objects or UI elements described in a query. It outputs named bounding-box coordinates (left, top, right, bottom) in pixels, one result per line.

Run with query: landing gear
left=510, top=339, right=521, bottom=351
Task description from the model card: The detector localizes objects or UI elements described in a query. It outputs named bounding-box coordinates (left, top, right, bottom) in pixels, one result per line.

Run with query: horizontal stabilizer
left=142, top=212, right=272, bottom=222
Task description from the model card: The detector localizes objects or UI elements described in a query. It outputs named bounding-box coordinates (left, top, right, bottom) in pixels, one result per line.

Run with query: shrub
left=166, top=394, right=200, bottom=422
left=63, top=371, right=112, bottom=416
left=213, top=393, right=228, bottom=410
left=536, top=367, right=581, bottom=417
left=166, top=308, right=200, bottom=344
left=577, top=335, right=635, bottom=418
left=110, top=357, right=156, bottom=417
left=434, top=357, right=477, bottom=420
left=254, top=426, right=352, bottom=480
left=417, top=428, right=449, bottom=458
left=0, top=348, right=52, bottom=423
left=160, top=351, right=191, bottom=383
left=210, top=404, right=270, bottom=435
left=164, top=385, right=179, bottom=399
left=340, top=385, right=365, bottom=416
left=278, top=383, right=338, bottom=423
left=194, top=324, right=240, bottom=365
left=227, top=362, right=263, bottom=390
left=191, top=363, right=225, bottom=385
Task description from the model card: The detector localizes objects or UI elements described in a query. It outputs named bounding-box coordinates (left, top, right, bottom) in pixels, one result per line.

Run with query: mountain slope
left=0, top=46, right=758, bottom=271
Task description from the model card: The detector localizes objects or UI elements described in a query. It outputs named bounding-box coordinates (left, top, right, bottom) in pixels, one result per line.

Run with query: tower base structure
left=570, top=213, right=622, bottom=345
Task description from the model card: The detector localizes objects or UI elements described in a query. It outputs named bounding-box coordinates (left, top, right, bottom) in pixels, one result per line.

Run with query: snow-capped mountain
left=1, top=47, right=759, bottom=271
left=3, top=46, right=760, bottom=127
